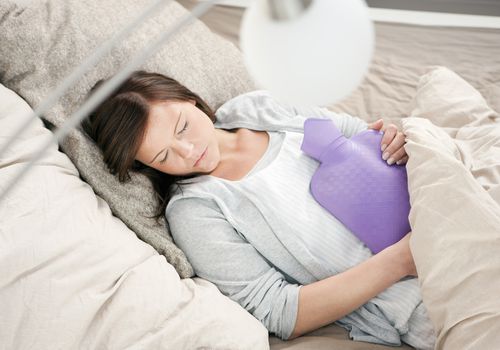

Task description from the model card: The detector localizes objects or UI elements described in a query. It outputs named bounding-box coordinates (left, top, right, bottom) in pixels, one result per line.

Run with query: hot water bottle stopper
left=301, top=118, right=411, bottom=254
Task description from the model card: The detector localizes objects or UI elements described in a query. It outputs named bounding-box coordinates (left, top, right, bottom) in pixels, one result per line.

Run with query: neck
left=214, top=128, right=240, bottom=163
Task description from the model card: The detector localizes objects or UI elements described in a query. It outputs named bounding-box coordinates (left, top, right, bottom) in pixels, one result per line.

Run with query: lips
left=194, top=147, right=207, bottom=167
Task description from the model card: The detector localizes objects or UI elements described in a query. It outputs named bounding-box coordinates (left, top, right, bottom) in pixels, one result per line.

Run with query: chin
left=202, top=156, right=219, bottom=174
left=206, top=161, right=218, bottom=173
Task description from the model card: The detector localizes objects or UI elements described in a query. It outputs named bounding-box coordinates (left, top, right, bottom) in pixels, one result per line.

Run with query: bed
left=1, top=1, right=500, bottom=349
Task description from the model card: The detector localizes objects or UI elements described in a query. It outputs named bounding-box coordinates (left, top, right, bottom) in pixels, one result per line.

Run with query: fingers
left=367, top=118, right=384, bottom=131
left=380, top=123, right=398, bottom=151
left=369, top=121, right=409, bottom=165
left=382, top=130, right=405, bottom=157
left=380, top=124, right=408, bottom=165
left=385, top=146, right=406, bottom=165
left=396, top=155, right=409, bottom=165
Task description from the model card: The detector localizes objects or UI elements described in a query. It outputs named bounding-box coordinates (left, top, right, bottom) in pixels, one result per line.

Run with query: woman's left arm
left=294, top=103, right=409, bottom=166
left=367, top=119, right=409, bottom=166
left=217, top=91, right=408, bottom=165
left=293, top=101, right=409, bottom=166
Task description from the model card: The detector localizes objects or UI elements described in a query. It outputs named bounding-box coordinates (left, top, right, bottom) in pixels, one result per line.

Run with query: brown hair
left=81, top=70, right=216, bottom=221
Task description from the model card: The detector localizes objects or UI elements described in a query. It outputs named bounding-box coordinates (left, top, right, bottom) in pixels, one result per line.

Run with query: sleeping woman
left=82, top=70, right=436, bottom=350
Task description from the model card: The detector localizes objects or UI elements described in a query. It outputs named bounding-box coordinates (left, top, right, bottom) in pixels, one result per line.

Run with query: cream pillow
left=0, top=82, right=269, bottom=350
left=0, top=0, right=256, bottom=277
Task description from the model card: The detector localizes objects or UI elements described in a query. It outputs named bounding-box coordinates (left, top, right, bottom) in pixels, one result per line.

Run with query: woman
left=82, top=70, right=436, bottom=349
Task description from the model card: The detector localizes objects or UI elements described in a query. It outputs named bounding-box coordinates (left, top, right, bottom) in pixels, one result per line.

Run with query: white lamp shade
left=240, top=0, right=374, bottom=107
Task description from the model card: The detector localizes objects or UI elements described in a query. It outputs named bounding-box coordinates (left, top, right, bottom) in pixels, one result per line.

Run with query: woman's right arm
left=167, top=196, right=416, bottom=340
left=289, top=232, right=416, bottom=339
left=166, top=196, right=302, bottom=340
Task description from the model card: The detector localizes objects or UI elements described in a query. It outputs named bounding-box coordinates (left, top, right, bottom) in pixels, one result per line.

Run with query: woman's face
left=135, top=99, right=220, bottom=176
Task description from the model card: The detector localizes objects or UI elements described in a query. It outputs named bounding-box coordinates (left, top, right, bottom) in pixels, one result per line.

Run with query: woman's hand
left=367, top=119, right=409, bottom=166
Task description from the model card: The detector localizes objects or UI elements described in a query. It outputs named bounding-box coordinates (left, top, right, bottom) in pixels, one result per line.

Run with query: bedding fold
left=402, top=115, right=500, bottom=349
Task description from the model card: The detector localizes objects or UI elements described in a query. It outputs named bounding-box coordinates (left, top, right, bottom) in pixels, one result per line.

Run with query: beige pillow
left=0, top=0, right=256, bottom=277
left=402, top=66, right=500, bottom=349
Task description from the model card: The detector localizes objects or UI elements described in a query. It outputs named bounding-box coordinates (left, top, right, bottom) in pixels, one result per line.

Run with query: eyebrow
left=149, top=111, right=182, bottom=164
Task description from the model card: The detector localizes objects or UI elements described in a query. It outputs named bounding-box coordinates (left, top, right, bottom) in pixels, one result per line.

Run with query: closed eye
left=159, top=153, right=168, bottom=164
left=159, top=121, right=188, bottom=164
left=180, top=121, right=188, bottom=133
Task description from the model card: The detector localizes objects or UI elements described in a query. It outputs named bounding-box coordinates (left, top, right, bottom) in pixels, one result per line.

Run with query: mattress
left=178, top=1, right=500, bottom=349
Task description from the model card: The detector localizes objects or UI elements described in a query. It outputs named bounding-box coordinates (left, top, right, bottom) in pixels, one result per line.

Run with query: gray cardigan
left=165, top=91, right=425, bottom=344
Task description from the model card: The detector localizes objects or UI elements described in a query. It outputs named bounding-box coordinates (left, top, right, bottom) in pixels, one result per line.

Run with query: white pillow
left=0, top=83, right=268, bottom=349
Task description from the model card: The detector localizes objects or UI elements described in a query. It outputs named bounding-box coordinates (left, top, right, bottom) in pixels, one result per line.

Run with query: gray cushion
left=0, top=0, right=256, bottom=278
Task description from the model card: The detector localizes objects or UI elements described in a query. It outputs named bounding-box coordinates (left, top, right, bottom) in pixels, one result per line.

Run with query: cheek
left=198, top=118, right=215, bottom=139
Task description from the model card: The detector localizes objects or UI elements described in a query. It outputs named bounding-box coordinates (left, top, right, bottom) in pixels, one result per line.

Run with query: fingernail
left=387, top=157, right=395, bottom=165
left=396, top=160, right=402, bottom=165
left=381, top=144, right=387, bottom=152
left=382, top=152, right=389, bottom=160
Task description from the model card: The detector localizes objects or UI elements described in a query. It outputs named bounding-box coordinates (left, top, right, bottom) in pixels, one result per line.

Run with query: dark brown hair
left=81, top=70, right=216, bottom=221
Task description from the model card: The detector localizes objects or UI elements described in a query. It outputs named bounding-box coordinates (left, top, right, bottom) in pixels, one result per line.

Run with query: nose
left=171, top=138, right=195, bottom=159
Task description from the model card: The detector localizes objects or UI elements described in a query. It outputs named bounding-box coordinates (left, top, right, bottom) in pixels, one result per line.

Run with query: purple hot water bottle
left=301, top=118, right=411, bottom=254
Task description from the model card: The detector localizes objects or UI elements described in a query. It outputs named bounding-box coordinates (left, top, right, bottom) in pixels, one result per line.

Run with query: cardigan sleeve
left=214, top=90, right=368, bottom=138
left=166, top=196, right=302, bottom=340
left=291, top=104, right=369, bottom=138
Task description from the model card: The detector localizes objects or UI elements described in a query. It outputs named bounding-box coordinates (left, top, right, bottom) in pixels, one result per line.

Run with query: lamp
left=240, top=0, right=374, bottom=107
